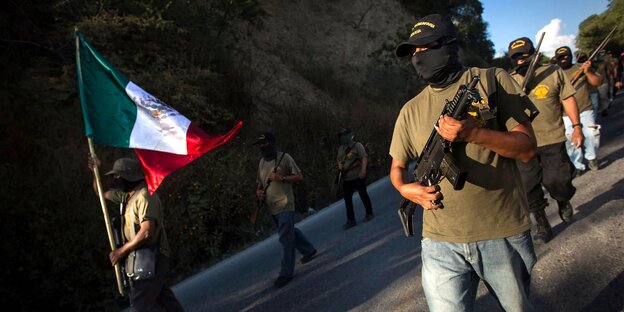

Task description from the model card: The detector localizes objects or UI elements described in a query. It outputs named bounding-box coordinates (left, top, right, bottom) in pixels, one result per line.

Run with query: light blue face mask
left=340, top=133, right=354, bottom=145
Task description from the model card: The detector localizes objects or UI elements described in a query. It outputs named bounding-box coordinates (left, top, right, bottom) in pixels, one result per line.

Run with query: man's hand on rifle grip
left=399, top=182, right=443, bottom=210
left=435, top=115, right=479, bottom=143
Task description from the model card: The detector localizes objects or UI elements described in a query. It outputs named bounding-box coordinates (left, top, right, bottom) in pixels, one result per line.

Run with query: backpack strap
left=486, top=67, right=497, bottom=114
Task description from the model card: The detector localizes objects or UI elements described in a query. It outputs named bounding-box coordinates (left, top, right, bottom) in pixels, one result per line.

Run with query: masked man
left=253, top=132, right=317, bottom=288
left=336, top=128, right=374, bottom=230
left=391, top=14, right=538, bottom=311
left=508, top=37, right=583, bottom=244
left=555, top=46, right=604, bottom=172
left=89, top=157, right=184, bottom=312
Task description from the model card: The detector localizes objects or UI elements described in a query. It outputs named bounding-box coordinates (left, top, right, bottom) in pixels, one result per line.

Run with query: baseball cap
left=105, top=158, right=145, bottom=182
left=555, top=46, right=572, bottom=59
left=253, top=132, right=276, bottom=145
left=508, top=37, right=535, bottom=58
left=395, top=14, right=458, bottom=57
left=337, top=128, right=352, bottom=137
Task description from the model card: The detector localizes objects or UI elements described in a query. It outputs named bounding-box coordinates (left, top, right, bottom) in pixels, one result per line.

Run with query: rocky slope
left=237, top=0, right=416, bottom=119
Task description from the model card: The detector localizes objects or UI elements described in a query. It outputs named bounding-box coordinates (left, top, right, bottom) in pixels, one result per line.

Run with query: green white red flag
left=76, top=31, right=242, bottom=193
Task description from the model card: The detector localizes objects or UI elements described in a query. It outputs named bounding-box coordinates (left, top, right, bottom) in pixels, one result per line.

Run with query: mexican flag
left=76, top=31, right=242, bottom=193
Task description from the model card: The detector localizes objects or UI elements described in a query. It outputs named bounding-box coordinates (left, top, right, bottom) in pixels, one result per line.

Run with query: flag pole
left=75, top=27, right=127, bottom=297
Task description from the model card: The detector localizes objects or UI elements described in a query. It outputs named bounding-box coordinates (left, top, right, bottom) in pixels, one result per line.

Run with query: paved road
left=173, top=98, right=624, bottom=312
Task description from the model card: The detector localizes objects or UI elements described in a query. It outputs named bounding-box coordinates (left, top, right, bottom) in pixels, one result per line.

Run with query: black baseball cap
left=253, top=132, right=276, bottom=145
left=337, top=128, right=352, bottom=137
left=395, top=14, right=458, bottom=57
left=555, top=46, right=572, bottom=59
left=508, top=37, right=535, bottom=58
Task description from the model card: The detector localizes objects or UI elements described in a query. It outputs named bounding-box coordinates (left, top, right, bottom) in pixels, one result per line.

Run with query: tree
left=577, top=0, right=624, bottom=54
left=398, top=0, right=495, bottom=65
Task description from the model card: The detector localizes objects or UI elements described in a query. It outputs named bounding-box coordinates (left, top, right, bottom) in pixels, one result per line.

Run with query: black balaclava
left=557, top=55, right=573, bottom=69
left=514, top=55, right=531, bottom=76
left=411, top=39, right=464, bottom=88
left=260, top=143, right=277, bottom=160
left=111, top=178, right=141, bottom=192
left=556, top=47, right=573, bottom=69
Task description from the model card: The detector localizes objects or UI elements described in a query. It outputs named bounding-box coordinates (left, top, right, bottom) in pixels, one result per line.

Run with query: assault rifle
left=570, top=26, right=618, bottom=85
left=397, top=76, right=485, bottom=237
left=250, top=151, right=288, bottom=225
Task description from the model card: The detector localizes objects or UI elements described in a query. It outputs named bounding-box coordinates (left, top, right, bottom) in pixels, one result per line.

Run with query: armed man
left=507, top=37, right=583, bottom=244
left=390, top=14, right=538, bottom=311
left=88, top=157, right=184, bottom=312
left=336, top=128, right=374, bottom=230
left=555, top=46, right=604, bottom=173
left=253, top=132, right=317, bottom=288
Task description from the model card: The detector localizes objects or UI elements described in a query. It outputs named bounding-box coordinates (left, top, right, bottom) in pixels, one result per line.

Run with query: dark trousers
left=343, top=178, right=373, bottom=221
left=516, top=142, right=576, bottom=213
left=129, top=254, right=184, bottom=312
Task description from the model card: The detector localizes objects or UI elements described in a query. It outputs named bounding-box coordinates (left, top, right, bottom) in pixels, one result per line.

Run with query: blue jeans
left=563, top=110, right=600, bottom=171
left=272, top=211, right=315, bottom=277
left=421, top=232, right=536, bottom=312
left=590, top=91, right=599, bottom=120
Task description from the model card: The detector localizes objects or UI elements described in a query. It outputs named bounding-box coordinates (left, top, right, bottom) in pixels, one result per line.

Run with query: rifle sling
left=526, top=65, right=557, bottom=93
left=486, top=67, right=497, bottom=113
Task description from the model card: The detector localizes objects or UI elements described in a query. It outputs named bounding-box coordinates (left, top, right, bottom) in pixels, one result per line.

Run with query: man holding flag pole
left=76, top=27, right=241, bottom=310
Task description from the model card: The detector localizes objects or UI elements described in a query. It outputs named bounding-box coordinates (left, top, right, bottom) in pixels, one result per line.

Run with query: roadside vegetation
left=3, top=0, right=620, bottom=310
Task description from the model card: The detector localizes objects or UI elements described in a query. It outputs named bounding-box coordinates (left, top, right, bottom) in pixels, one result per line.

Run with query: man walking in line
left=254, top=132, right=317, bottom=288
left=507, top=37, right=583, bottom=244
left=555, top=46, right=604, bottom=173
left=390, top=14, right=538, bottom=311
left=336, top=128, right=374, bottom=230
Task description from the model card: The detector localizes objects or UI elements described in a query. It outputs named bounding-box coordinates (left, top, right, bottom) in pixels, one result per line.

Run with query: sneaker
left=558, top=201, right=574, bottom=222
left=300, top=249, right=317, bottom=264
left=343, top=220, right=356, bottom=230
left=588, top=159, right=599, bottom=171
left=363, top=214, right=375, bottom=222
left=274, top=276, right=292, bottom=288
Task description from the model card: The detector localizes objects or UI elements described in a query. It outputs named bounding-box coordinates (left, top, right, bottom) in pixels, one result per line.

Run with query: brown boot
left=533, top=210, right=553, bottom=244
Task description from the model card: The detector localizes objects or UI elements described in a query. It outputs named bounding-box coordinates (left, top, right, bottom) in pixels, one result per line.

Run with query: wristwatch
left=572, top=123, right=583, bottom=128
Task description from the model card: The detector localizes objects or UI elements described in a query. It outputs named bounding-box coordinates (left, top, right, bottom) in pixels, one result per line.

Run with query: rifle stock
left=570, top=26, right=618, bottom=85
left=398, top=76, right=486, bottom=237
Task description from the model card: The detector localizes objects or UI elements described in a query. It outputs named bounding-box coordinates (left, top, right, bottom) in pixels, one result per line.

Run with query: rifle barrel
left=522, top=32, right=546, bottom=93
left=571, top=26, right=618, bottom=85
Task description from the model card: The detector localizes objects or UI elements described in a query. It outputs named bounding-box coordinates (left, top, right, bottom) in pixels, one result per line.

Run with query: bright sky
left=481, top=0, right=610, bottom=58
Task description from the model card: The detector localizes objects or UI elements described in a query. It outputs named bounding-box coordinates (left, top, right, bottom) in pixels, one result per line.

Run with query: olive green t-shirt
left=389, top=67, right=531, bottom=243
left=109, top=183, right=171, bottom=257
left=562, top=63, right=595, bottom=115
left=511, top=64, right=576, bottom=146
left=257, top=152, right=302, bottom=215
left=337, top=142, right=367, bottom=181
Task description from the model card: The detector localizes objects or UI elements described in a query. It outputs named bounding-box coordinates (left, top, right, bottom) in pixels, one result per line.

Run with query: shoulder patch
left=533, top=85, right=550, bottom=99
